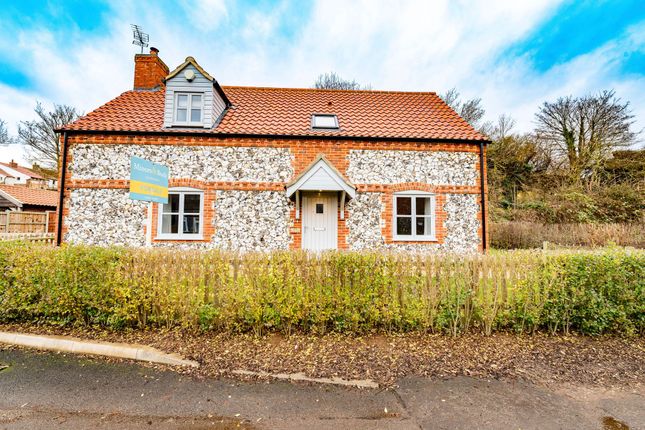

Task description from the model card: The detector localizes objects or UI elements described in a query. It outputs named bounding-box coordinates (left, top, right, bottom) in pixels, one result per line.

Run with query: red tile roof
left=63, top=87, right=487, bottom=141
left=0, top=167, right=15, bottom=178
left=0, top=185, right=58, bottom=207
left=0, top=162, right=45, bottom=179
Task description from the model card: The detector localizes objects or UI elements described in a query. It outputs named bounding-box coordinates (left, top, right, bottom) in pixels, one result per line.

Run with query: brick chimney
left=9, top=160, right=17, bottom=168
left=133, top=47, right=169, bottom=90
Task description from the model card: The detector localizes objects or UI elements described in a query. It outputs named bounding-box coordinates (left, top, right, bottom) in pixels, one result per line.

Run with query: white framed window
left=393, top=191, right=437, bottom=241
left=157, top=188, right=204, bottom=240
left=311, top=114, right=339, bottom=129
left=174, top=92, right=203, bottom=125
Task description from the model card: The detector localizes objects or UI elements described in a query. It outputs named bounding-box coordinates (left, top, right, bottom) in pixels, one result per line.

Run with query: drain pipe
left=56, top=132, right=69, bottom=246
left=479, top=141, right=487, bottom=252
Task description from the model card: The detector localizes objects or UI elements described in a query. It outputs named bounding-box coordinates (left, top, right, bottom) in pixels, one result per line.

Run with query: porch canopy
left=286, top=155, right=356, bottom=219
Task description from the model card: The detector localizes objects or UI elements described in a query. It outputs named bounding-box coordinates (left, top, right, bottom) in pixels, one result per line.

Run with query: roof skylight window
left=312, top=114, right=339, bottom=129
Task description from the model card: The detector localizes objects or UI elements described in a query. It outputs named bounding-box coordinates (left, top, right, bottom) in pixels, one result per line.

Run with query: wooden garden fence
left=0, top=211, right=56, bottom=234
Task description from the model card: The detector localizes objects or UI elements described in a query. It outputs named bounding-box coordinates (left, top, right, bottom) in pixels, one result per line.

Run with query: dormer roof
left=167, top=56, right=214, bottom=81
left=164, top=56, right=231, bottom=108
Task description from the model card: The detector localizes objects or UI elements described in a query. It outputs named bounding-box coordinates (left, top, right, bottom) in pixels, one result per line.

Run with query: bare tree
left=491, top=114, right=516, bottom=141
left=487, top=114, right=552, bottom=205
left=535, top=90, right=637, bottom=178
left=17, top=103, right=81, bottom=170
left=0, top=119, right=12, bottom=146
left=440, top=88, right=486, bottom=130
left=314, top=72, right=371, bottom=90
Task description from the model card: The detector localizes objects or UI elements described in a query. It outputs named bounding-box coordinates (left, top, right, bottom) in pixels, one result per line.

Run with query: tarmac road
left=0, top=348, right=642, bottom=429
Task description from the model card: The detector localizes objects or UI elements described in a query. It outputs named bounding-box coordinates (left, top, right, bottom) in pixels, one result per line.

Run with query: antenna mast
left=130, top=24, right=149, bottom=54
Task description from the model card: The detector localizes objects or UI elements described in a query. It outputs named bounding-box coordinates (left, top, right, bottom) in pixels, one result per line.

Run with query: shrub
left=524, top=251, right=644, bottom=335
left=593, top=184, right=644, bottom=223
left=497, top=182, right=644, bottom=225
left=0, top=242, right=642, bottom=335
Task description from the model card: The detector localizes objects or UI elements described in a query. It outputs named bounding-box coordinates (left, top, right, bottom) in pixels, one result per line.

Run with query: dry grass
left=490, top=222, right=645, bottom=249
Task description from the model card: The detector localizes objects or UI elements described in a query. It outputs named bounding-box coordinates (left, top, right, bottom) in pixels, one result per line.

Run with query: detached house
left=58, top=48, right=489, bottom=253
left=0, top=161, right=57, bottom=189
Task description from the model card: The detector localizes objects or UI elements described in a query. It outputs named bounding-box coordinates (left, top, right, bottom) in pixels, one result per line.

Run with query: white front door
left=302, top=192, right=338, bottom=251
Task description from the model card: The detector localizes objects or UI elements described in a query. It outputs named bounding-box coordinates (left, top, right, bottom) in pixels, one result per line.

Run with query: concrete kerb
left=0, top=331, right=380, bottom=388
left=0, top=331, right=198, bottom=368
left=232, top=369, right=379, bottom=389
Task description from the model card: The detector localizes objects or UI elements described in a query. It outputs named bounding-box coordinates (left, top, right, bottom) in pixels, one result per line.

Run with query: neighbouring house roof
left=286, top=155, right=356, bottom=198
left=62, top=86, right=488, bottom=141
left=0, top=185, right=58, bottom=208
left=0, top=162, right=45, bottom=180
left=0, top=167, right=15, bottom=178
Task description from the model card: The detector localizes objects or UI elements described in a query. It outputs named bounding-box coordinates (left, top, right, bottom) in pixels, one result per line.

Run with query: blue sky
left=0, top=0, right=643, bottom=163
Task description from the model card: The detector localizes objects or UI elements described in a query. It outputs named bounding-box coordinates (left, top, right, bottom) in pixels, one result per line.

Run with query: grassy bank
left=0, top=243, right=642, bottom=336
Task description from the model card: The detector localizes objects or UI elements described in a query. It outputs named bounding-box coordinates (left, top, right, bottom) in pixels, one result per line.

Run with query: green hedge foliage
left=0, top=243, right=642, bottom=335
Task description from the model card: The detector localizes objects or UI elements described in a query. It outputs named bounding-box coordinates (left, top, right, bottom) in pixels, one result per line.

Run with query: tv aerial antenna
left=131, top=24, right=149, bottom=53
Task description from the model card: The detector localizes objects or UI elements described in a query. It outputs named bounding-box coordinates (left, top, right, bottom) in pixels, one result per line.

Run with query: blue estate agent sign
left=129, top=156, right=169, bottom=204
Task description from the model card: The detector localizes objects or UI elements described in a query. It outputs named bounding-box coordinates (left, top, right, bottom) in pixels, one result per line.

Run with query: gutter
left=479, top=141, right=487, bottom=252
left=56, top=132, right=69, bottom=246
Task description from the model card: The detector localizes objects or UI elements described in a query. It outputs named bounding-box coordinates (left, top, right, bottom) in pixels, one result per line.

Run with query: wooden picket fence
left=0, top=232, right=55, bottom=244
left=0, top=211, right=56, bottom=234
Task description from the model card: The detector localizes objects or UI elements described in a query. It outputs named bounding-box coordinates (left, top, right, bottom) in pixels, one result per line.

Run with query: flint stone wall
left=347, top=150, right=478, bottom=186
left=346, top=192, right=480, bottom=253
left=212, top=191, right=292, bottom=251
left=346, top=193, right=385, bottom=249
left=65, top=189, right=147, bottom=247
left=70, top=144, right=293, bottom=182
left=66, top=144, right=481, bottom=253
left=65, top=188, right=292, bottom=250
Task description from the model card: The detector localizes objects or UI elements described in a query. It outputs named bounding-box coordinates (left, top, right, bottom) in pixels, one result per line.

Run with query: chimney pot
left=150, top=47, right=159, bottom=56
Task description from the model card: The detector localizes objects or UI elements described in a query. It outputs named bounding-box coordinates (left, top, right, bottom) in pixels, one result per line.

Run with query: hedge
left=0, top=242, right=642, bottom=335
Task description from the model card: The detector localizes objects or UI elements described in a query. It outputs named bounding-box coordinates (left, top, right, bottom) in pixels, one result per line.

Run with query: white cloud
left=474, top=20, right=645, bottom=134
left=180, top=0, right=228, bottom=31
left=0, top=0, right=643, bottom=164
left=0, top=83, right=42, bottom=164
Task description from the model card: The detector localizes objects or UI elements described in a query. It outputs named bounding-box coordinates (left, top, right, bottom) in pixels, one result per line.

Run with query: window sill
left=155, top=235, right=204, bottom=241
left=169, top=123, right=205, bottom=128
left=392, top=236, right=438, bottom=242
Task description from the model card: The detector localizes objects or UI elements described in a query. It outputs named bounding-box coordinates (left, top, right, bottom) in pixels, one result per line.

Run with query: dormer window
left=312, top=114, right=339, bottom=129
left=174, top=93, right=203, bottom=125
left=163, top=57, right=231, bottom=129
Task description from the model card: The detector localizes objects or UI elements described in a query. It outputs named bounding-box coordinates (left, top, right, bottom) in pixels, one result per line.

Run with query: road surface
left=0, top=349, right=642, bottom=429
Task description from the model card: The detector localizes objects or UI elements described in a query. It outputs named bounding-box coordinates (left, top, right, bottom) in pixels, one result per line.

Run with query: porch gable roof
left=286, top=155, right=356, bottom=198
